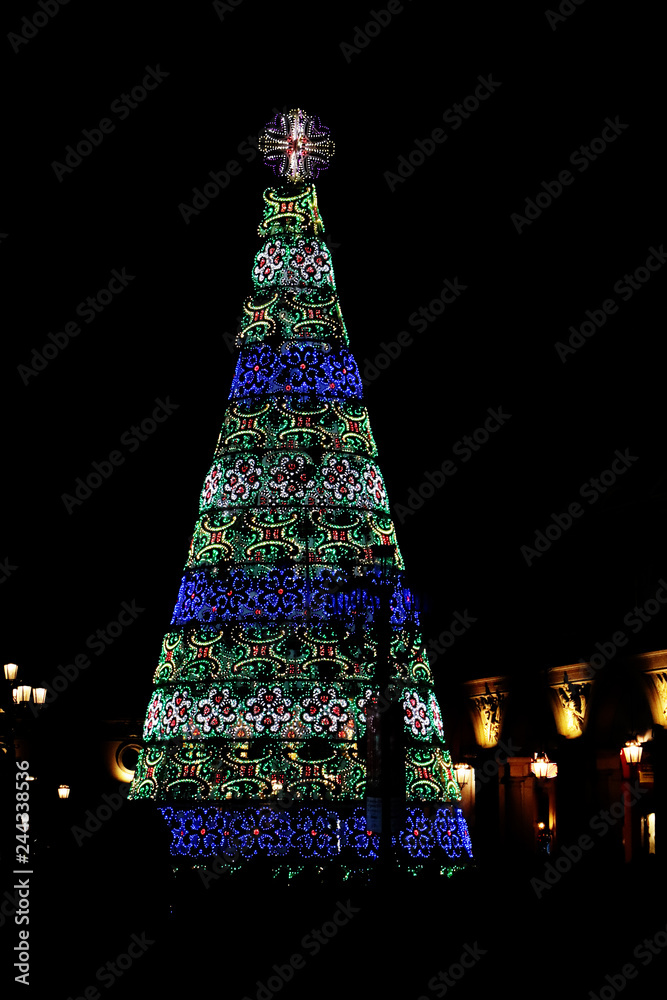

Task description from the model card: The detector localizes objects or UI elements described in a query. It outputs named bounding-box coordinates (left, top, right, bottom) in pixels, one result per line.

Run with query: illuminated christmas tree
left=129, top=109, right=473, bottom=878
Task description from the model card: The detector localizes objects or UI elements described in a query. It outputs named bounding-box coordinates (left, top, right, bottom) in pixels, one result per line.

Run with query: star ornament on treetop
left=259, top=108, right=335, bottom=183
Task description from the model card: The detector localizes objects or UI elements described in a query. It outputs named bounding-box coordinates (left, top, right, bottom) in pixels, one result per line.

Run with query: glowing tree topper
left=259, top=108, right=335, bottom=182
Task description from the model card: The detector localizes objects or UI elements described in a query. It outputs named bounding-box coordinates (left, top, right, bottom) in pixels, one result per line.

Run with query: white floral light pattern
left=268, top=454, right=315, bottom=500
left=195, top=687, right=238, bottom=734
left=163, top=689, right=193, bottom=733
left=403, top=689, right=432, bottom=739
left=245, top=686, right=293, bottom=733
left=203, top=464, right=221, bottom=505
left=322, top=456, right=362, bottom=502
left=362, top=462, right=387, bottom=505
left=254, top=240, right=285, bottom=284
left=289, top=239, right=331, bottom=282
left=300, top=686, right=351, bottom=736
left=222, top=457, right=262, bottom=502
left=429, top=693, right=444, bottom=738
left=145, top=692, right=164, bottom=737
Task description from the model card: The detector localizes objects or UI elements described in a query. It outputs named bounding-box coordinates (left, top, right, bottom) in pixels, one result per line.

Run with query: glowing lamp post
left=531, top=752, right=552, bottom=779
left=454, top=763, right=471, bottom=787
left=622, top=740, right=643, bottom=764
left=4, top=663, right=19, bottom=681
left=531, top=752, right=558, bottom=779
left=32, top=687, right=47, bottom=707
left=531, top=753, right=556, bottom=855
left=57, top=785, right=70, bottom=799
left=15, top=685, right=31, bottom=705
left=621, top=739, right=643, bottom=862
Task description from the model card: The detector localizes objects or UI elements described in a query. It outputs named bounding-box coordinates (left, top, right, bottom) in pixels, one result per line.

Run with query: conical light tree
left=129, top=109, right=473, bottom=878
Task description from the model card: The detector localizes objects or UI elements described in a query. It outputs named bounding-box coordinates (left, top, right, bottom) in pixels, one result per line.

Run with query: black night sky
left=2, top=1, right=665, bottom=994
left=4, top=2, right=665, bottom=719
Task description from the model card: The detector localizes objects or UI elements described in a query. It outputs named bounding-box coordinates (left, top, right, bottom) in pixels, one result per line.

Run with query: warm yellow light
left=4, top=662, right=19, bottom=681
left=531, top=752, right=554, bottom=779
left=109, top=741, right=141, bottom=783
left=16, top=684, right=31, bottom=704
left=454, top=763, right=471, bottom=787
left=644, top=812, right=656, bottom=854
left=623, top=740, right=643, bottom=764
left=537, top=821, right=546, bottom=830
left=57, top=784, right=70, bottom=799
left=32, top=687, right=47, bottom=705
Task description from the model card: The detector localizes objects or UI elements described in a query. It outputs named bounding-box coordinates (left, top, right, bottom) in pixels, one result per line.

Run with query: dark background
left=1, top=1, right=665, bottom=995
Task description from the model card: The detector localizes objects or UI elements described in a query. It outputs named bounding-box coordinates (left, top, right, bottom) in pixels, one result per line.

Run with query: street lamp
left=32, top=687, right=47, bottom=707
left=622, top=740, right=643, bottom=764
left=57, top=785, right=70, bottom=799
left=4, top=663, right=18, bottom=681
left=15, top=685, right=31, bottom=705
left=454, top=763, right=472, bottom=787
left=531, top=751, right=557, bottom=779
left=620, top=739, right=643, bottom=862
